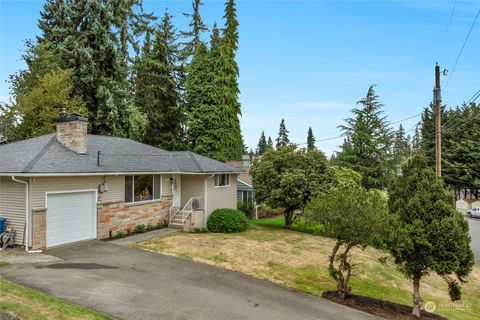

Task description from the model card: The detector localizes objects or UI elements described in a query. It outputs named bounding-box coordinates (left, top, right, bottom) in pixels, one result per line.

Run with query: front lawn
left=249, top=215, right=323, bottom=234
left=0, top=279, right=111, bottom=320
left=134, top=224, right=480, bottom=320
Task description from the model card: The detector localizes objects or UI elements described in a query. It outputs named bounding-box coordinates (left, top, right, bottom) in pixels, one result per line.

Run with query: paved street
left=1, top=240, right=379, bottom=320
left=468, top=217, right=480, bottom=264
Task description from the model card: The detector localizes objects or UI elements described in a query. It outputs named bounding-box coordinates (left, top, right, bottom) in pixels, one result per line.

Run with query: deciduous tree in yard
left=388, top=154, right=474, bottom=317
left=305, top=167, right=389, bottom=299
left=250, top=145, right=328, bottom=229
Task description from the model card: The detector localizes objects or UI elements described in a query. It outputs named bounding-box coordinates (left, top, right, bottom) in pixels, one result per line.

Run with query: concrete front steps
left=168, top=212, right=191, bottom=229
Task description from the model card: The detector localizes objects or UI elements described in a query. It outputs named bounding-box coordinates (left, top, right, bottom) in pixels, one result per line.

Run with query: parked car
left=467, top=207, right=480, bottom=218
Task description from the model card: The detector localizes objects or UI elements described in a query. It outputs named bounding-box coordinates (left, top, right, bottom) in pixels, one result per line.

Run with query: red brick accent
left=97, top=198, right=172, bottom=239
left=31, top=209, right=46, bottom=250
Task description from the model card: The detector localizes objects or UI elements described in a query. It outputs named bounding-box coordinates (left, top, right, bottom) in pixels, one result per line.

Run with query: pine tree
left=180, top=0, right=208, bottom=61
left=134, top=11, right=185, bottom=150
left=336, top=85, right=394, bottom=189
left=307, top=127, right=316, bottom=151
left=218, top=0, right=243, bottom=158
left=267, top=136, right=274, bottom=150
left=276, top=118, right=290, bottom=148
left=52, top=0, right=146, bottom=138
left=393, top=124, right=410, bottom=164
left=388, top=154, right=474, bottom=317
left=256, top=131, right=267, bottom=155
left=37, top=0, right=70, bottom=46
left=112, top=0, right=156, bottom=64
left=411, top=124, right=421, bottom=154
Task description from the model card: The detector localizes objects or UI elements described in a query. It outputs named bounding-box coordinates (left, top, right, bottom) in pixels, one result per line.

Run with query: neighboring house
left=237, top=179, right=254, bottom=204
left=228, top=155, right=254, bottom=204
left=456, top=198, right=480, bottom=214
left=0, top=114, right=242, bottom=250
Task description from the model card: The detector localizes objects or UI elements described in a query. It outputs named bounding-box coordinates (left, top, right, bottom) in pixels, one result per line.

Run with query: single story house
left=0, top=113, right=242, bottom=251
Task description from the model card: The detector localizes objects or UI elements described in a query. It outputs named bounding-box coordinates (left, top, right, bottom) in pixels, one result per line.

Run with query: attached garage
left=46, top=191, right=96, bottom=248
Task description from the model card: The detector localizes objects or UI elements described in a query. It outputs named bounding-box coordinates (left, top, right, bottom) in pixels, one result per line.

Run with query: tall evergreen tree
left=51, top=0, right=146, bottom=138
left=134, top=11, right=185, bottom=150
left=37, top=0, right=70, bottom=46
left=307, top=127, right=316, bottom=151
left=335, top=85, right=394, bottom=189
left=276, top=118, right=290, bottom=148
left=411, top=124, right=421, bottom=154
left=180, top=0, right=208, bottom=60
left=186, top=28, right=227, bottom=160
left=256, top=131, right=267, bottom=155
left=218, top=0, right=243, bottom=158
left=393, top=124, right=410, bottom=164
left=267, top=136, right=274, bottom=151
left=112, top=0, right=156, bottom=64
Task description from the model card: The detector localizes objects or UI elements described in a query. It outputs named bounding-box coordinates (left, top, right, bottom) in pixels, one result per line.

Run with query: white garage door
left=46, top=191, right=96, bottom=247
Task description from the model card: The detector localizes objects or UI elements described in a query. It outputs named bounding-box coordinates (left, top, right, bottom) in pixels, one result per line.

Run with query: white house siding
left=180, top=175, right=204, bottom=208
left=30, top=176, right=124, bottom=210
left=0, top=177, right=27, bottom=245
left=206, top=174, right=237, bottom=217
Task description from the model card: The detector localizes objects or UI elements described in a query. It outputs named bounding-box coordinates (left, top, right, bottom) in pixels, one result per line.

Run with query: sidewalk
left=110, top=228, right=179, bottom=247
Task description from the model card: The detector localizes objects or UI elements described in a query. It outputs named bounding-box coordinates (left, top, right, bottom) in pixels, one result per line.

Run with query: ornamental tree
left=388, top=154, right=474, bottom=317
left=250, top=145, right=328, bottom=229
left=305, top=167, right=389, bottom=299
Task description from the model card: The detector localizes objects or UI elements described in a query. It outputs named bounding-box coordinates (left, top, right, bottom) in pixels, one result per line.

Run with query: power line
left=296, top=113, right=421, bottom=146
left=445, top=7, right=480, bottom=88
left=436, top=0, right=457, bottom=62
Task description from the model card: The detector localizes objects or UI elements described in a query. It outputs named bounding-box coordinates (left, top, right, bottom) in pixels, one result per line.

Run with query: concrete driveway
left=468, top=217, right=480, bottom=264
left=0, top=240, right=379, bottom=320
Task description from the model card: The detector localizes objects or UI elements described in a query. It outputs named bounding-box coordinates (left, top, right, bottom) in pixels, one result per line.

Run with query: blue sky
left=1, top=1, right=479, bottom=155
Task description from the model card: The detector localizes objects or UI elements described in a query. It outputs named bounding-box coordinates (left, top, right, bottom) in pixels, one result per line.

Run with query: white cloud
left=291, top=101, right=348, bottom=110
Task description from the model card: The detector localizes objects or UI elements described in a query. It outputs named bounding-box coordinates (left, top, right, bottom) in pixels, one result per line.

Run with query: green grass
left=0, top=261, right=9, bottom=267
left=135, top=224, right=480, bottom=320
left=0, top=279, right=111, bottom=320
left=249, top=216, right=324, bottom=234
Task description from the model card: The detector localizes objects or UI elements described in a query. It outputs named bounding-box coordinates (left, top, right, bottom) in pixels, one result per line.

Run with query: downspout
left=204, top=174, right=215, bottom=227
left=11, top=176, right=30, bottom=252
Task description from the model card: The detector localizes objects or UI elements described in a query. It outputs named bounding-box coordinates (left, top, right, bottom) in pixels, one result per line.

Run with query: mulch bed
left=322, top=291, right=448, bottom=320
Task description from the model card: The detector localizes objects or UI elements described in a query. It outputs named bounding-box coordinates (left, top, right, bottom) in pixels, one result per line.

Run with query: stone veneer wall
left=31, top=209, right=46, bottom=250
left=97, top=197, right=172, bottom=239
left=30, top=198, right=172, bottom=250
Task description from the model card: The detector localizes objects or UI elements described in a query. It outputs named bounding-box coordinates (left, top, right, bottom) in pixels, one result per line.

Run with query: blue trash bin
left=0, top=217, right=6, bottom=233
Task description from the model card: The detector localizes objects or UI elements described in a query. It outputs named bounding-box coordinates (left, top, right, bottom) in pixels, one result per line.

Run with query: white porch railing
left=169, top=197, right=181, bottom=223
left=181, top=196, right=203, bottom=224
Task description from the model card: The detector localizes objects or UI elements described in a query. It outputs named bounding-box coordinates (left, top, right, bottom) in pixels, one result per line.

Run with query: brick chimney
left=56, top=111, right=88, bottom=154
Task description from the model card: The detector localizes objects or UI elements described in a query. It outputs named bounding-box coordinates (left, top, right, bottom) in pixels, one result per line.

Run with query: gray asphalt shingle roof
left=0, top=133, right=243, bottom=175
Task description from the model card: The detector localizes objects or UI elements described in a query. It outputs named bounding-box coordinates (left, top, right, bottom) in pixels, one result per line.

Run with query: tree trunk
left=412, top=277, right=422, bottom=317
left=284, top=211, right=293, bottom=229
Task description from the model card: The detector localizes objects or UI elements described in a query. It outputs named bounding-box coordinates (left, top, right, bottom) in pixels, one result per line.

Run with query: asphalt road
left=1, top=240, right=379, bottom=320
left=468, top=217, right=480, bottom=264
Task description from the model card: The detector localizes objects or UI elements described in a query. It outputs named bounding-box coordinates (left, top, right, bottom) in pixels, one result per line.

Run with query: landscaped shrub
left=237, top=201, right=254, bottom=216
left=114, top=230, right=127, bottom=238
left=133, top=224, right=147, bottom=234
left=193, top=227, right=208, bottom=233
left=207, top=209, right=248, bottom=233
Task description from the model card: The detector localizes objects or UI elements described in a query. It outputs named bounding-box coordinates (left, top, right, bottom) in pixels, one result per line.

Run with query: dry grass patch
left=134, top=225, right=480, bottom=320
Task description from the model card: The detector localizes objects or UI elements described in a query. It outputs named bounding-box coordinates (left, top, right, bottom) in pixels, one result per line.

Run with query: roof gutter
left=10, top=176, right=38, bottom=252
left=0, top=171, right=243, bottom=177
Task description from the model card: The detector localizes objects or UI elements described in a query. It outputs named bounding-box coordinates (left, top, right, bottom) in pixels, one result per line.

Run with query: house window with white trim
left=214, top=174, right=230, bottom=187
left=125, top=175, right=162, bottom=203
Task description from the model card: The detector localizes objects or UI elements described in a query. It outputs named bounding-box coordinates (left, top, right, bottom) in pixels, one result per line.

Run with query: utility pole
left=433, top=63, right=442, bottom=177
